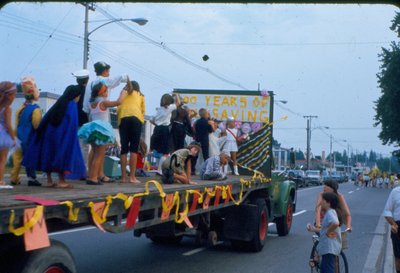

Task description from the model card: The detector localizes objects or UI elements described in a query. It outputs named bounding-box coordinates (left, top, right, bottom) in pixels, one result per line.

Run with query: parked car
left=305, top=170, right=323, bottom=186
left=321, top=170, right=331, bottom=183
left=287, top=170, right=307, bottom=188
left=329, top=171, right=341, bottom=183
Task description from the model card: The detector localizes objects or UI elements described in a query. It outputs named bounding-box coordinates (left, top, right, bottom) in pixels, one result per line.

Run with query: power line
left=95, top=5, right=249, bottom=90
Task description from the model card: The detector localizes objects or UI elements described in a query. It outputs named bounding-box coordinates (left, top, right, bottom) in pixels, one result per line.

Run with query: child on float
left=10, top=77, right=42, bottom=186
left=161, top=143, right=200, bottom=185
left=222, top=117, right=240, bottom=175
left=150, top=93, right=180, bottom=175
left=0, top=82, right=17, bottom=188
left=23, top=85, right=86, bottom=188
left=200, top=153, right=230, bottom=181
left=78, top=81, right=126, bottom=185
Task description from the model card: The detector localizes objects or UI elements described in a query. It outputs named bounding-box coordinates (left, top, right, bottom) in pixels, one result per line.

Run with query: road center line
left=293, top=210, right=306, bottom=216
left=348, top=191, right=354, bottom=194
left=183, top=241, right=223, bottom=256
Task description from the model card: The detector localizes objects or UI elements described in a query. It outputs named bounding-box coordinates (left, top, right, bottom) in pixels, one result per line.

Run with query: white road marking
left=293, top=210, right=306, bottom=216
left=50, top=226, right=96, bottom=236
left=356, top=188, right=360, bottom=191
left=348, top=191, right=354, bottom=194
left=183, top=241, right=223, bottom=256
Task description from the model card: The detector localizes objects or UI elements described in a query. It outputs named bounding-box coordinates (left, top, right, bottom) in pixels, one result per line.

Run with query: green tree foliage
left=375, top=12, right=400, bottom=156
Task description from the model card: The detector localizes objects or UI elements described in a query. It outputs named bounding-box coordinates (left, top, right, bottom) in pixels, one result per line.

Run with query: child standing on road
left=317, top=192, right=342, bottom=273
left=222, top=117, right=239, bottom=175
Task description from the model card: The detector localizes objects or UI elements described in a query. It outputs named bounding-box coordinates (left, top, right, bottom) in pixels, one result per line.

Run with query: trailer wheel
left=230, top=198, right=268, bottom=252
left=276, top=198, right=293, bottom=236
left=20, top=240, right=76, bottom=273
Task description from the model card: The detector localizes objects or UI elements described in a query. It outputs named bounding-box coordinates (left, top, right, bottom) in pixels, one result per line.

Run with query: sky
left=0, top=2, right=399, bottom=157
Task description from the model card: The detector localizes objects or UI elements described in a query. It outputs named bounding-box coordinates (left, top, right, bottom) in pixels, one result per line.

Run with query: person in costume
left=117, top=80, right=145, bottom=184
left=78, top=81, right=126, bottom=185
left=10, top=76, right=42, bottom=186
left=0, top=82, right=17, bottom=187
left=71, top=69, right=90, bottom=171
left=23, top=85, right=86, bottom=188
left=150, top=93, right=180, bottom=175
left=222, top=117, right=240, bottom=175
left=83, top=61, right=128, bottom=183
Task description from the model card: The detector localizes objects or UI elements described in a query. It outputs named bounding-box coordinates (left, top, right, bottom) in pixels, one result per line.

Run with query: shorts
left=391, top=221, right=400, bottom=258
left=119, top=116, right=142, bottom=154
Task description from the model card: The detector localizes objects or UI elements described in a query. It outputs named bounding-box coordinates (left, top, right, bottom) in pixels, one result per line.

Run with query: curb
left=362, top=214, right=395, bottom=273
left=383, top=223, right=396, bottom=273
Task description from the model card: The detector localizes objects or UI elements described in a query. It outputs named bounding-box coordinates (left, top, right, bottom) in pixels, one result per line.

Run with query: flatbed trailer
left=0, top=171, right=295, bottom=273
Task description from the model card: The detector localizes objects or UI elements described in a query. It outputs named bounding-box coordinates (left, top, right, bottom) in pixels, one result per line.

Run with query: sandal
left=86, top=180, right=103, bottom=186
left=55, top=183, right=74, bottom=189
left=100, top=176, right=115, bottom=183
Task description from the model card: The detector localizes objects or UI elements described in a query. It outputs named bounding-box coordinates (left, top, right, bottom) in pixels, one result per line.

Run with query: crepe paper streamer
left=9, top=205, right=44, bottom=236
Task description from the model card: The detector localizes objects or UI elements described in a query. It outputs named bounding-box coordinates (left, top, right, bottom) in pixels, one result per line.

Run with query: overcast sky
left=0, top=2, right=398, bottom=157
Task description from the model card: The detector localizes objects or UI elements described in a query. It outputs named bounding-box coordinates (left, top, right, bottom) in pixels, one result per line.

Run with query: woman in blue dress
left=23, top=85, right=86, bottom=188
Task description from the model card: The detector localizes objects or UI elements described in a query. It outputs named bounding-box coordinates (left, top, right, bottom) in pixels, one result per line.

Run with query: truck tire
left=20, top=240, right=76, bottom=273
left=230, top=198, right=268, bottom=252
left=276, top=198, right=293, bottom=236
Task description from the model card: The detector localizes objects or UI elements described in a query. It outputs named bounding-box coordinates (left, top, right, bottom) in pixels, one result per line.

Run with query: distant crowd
left=0, top=61, right=247, bottom=189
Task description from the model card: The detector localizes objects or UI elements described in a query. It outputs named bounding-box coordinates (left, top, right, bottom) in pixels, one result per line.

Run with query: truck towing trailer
left=0, top=89, right=296, bottom=273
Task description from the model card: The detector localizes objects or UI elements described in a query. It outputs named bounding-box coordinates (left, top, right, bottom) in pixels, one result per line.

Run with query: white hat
left=72, top=69, right=90, bottom=79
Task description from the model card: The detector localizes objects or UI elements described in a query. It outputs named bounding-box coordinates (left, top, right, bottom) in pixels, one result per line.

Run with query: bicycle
left=308, top=228, right=350, bottom=273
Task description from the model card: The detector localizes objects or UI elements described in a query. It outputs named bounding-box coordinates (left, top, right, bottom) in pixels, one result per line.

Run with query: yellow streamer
left=8, top=206, right=44, bottom=236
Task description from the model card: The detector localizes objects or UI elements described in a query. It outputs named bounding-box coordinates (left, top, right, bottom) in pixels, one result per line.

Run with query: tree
left=374, top=12, right=400, bottom=157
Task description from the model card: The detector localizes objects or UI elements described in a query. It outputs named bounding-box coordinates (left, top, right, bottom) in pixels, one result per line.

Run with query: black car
left=287, top=170, right=307, bottom=188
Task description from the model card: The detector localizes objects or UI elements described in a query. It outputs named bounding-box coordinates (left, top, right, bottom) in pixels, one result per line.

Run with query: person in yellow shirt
left=11, top=77, right=42, bottom=186
left=117, top=80, right=145, bottom=184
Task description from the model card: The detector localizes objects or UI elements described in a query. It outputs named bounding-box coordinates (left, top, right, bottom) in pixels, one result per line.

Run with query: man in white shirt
left=82, top=61, right=128, bottom=119
left=383, top=186, right=400, bottom=273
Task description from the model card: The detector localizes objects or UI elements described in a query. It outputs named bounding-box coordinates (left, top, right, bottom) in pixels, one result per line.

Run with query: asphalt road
left=51, top=182, right=392, bottom=273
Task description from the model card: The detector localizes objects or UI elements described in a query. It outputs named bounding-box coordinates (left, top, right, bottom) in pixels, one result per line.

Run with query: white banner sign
left=180, top=93, right=271, bottom=123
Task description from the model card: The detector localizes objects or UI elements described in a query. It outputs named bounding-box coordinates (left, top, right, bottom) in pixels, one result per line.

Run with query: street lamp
left=275, top=100, right=288, bottom=104
left=82, top=5, right=148, bottom=69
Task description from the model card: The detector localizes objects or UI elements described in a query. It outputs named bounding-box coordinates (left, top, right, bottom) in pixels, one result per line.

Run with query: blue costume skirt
left=78, top=120, right=115, bottom=145
left=22, top=101, right=86, bottom=179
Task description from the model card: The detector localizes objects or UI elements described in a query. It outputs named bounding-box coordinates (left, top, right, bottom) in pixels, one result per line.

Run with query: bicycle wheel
left=309, top=242, right=320, bottom=273
left=338, top=251, right=349, bottom=273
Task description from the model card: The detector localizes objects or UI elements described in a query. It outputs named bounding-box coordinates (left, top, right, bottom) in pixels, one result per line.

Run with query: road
left=51, top=182, right=392, bottom=273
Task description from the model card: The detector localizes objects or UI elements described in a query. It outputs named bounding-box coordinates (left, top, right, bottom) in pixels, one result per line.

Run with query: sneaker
left=28, top=180, right=42, bottom=186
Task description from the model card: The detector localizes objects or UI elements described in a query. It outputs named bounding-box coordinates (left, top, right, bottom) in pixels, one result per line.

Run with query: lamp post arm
left=88, top=19, right=126, bottom=36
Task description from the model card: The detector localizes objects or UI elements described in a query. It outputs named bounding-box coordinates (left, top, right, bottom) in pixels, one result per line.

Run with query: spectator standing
left=383, top=186, right=400, bottom=273
left=10, top=77, right=42, bottom=186
left=117, top=80, right=145, bottom=184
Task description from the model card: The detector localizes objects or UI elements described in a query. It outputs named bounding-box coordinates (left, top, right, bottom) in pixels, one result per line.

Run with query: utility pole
left=82, top=2, right=95, bottom=69
left=304, top=115, right=318, bottom=170
left=330, top=134, right=333, bottom=170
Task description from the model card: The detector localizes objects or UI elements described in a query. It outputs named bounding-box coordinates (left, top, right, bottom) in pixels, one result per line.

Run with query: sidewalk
left=362, top=214, right=395, bottom=273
